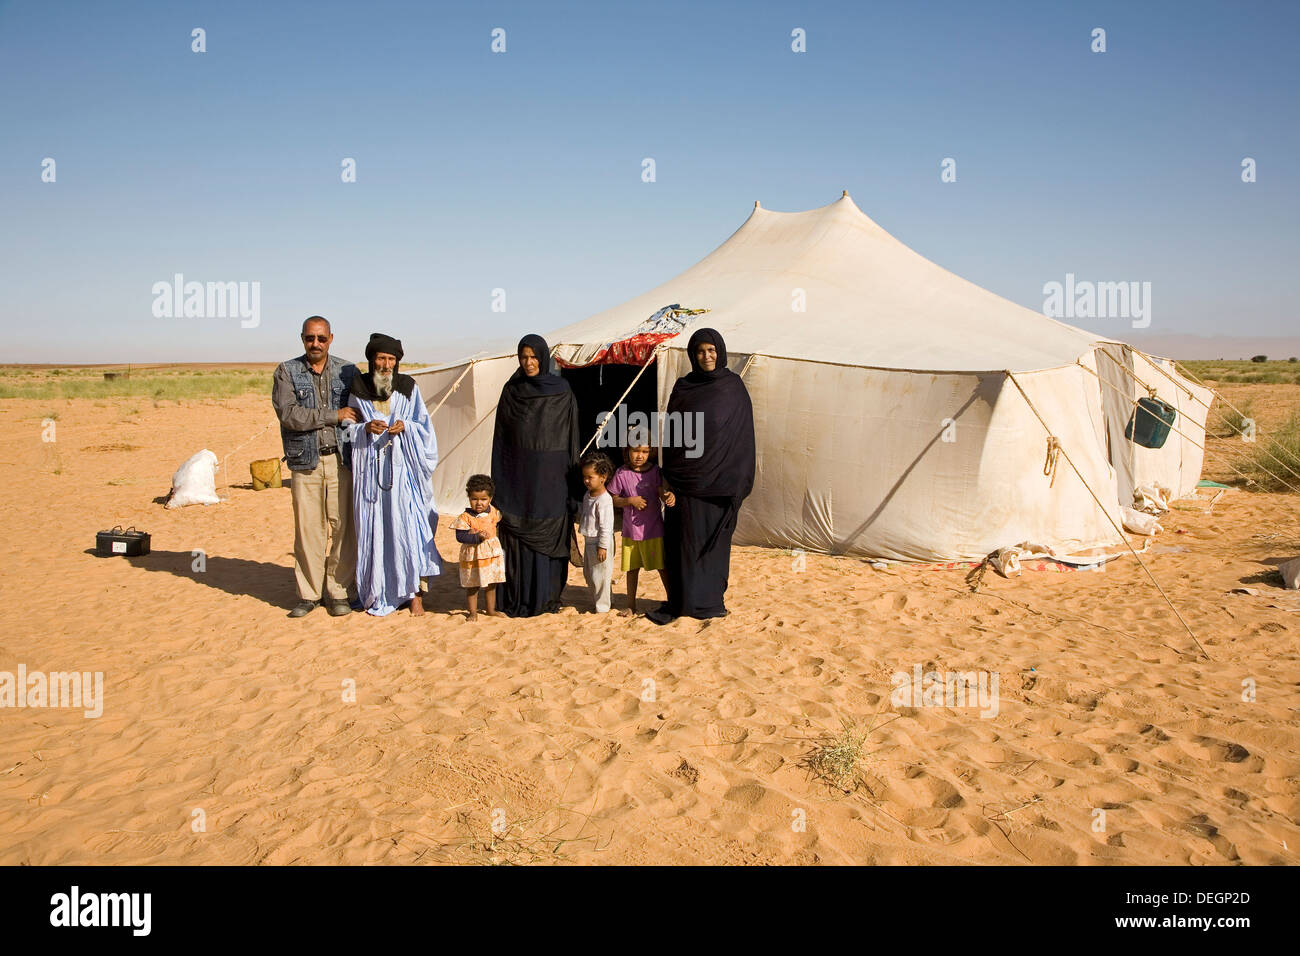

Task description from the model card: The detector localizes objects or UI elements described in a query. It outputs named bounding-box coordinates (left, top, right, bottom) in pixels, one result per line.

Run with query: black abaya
left=661, top=494, right=735, bottom=619
left=651, top=328, right=756, bottom=624
left=499, top=529, right=568, bottom=616
left=492, top=334, right=581, bottom=617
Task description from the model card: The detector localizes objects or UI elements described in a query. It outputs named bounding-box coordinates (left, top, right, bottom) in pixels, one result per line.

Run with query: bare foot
left=618, top=607, right=635, bottom=617
left=467, top=611, right=478, bottom=621
left=410, top=598, right=424, bottom=616
left=488, top=610, right=506, bottom=618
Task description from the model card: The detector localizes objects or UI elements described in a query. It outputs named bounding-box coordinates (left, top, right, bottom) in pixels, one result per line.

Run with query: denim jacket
left=276, top=354, right=357, bottom=472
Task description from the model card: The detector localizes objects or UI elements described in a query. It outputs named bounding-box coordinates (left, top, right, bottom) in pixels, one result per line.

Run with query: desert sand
left=1, top=383, right=1298, bottom=865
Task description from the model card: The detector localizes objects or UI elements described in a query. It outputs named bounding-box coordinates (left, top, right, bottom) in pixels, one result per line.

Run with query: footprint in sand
left=705, top=720, right=749, bottom=746
left=1039, top=740, right=1100, bottom=767
left=668, top=758, right=700, bottom=785
left=717, top=692, right=756, bottom=719
left=576, top=739, right=621, bottom=766
left=738, top=749, right=785, bottom=775
left=722, top=780, right=766, bottom=809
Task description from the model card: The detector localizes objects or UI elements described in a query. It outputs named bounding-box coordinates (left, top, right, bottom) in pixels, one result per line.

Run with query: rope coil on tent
left=1042, top=436, right=1061, bottom=486
left=1005, top=371, right=1210, bottom=661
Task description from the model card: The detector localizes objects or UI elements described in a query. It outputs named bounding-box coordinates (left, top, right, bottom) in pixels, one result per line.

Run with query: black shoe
left=327, top=600, right=351, bottom=617
left=288, top=600, right=319, bottom=618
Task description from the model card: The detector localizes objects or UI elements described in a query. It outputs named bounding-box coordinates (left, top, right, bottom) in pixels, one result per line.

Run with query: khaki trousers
left=290, top=452, right=355, bottom=602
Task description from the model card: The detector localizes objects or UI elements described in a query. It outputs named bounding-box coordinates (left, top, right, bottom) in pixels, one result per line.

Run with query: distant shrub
left=0, top=370, right=270, bottom=401
left=1251, top=355, right=1268, bottom=363
left=1220, top=399, right=1255, bottom=438
left=1244, top=412, right=1300, bottom=492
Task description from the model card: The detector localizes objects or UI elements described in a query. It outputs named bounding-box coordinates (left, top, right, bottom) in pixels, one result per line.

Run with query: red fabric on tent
left=555, top=331, right=677, bottom=368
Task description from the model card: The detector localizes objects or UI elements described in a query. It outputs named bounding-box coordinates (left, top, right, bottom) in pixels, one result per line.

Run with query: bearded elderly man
left=344, top=333, right=443, bottom=616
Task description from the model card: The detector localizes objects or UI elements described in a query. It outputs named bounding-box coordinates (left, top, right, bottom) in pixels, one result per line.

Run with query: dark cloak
left=660, top=494, right=735, bottom=620
left=651, top=328, right=756, bottom=623
left=661, top=328, right=756, bottom=519
left=491, top=334, right=581, bottom=558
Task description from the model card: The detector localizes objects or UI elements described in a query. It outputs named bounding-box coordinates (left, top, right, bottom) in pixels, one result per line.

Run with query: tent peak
left=748, top=191, right=864, bottom=219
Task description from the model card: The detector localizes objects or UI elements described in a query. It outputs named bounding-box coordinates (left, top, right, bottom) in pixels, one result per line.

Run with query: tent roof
left=545, top=192, right=1113, bottom=373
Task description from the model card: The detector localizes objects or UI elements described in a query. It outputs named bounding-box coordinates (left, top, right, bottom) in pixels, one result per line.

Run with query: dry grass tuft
left=802, top=717, right=880, bottom=794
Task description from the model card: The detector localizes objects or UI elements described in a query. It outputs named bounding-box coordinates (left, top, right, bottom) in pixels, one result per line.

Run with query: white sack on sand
left=167, top=449, right=220, bottom=509
left=1121, top=507, right=1162, bottom=536
left=1279, top=557, right=1300, bottom=590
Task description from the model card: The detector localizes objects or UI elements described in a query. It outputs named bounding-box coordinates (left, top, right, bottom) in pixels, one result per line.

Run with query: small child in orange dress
left=450, top=474, right=506, bottom=620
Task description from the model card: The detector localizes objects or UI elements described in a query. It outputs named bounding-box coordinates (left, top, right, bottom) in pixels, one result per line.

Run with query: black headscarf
left=685, top=327, right=728, bottom=380
left=365, top=333, right=404, bottom=365
left=662, top=328, right=756, bottom=505
left=506, top=333, right=567, bottom=393
left=491, top=335, right=582, bottom=556
left=351, top=332, right=414, bottom=399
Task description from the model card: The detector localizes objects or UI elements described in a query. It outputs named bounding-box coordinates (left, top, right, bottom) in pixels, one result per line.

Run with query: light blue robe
left=346, top=384, right=443, bottom=616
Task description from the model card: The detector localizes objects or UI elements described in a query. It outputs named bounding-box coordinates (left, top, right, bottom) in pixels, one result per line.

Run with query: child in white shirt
left=578, top=452, right=616, bottom=613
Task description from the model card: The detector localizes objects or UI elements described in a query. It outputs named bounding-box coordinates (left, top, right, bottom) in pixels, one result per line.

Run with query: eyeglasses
left=302, top=335, right=329, bottom=342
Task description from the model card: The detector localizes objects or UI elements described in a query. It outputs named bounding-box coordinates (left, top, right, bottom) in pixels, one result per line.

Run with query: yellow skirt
left=620, top=536, right=665, bottom=572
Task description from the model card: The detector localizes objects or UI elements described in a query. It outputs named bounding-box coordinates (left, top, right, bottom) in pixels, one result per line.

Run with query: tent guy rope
left=1006, top=371, right=1210, bottom=661
left=1159, top=357, right=1300, bottom=486
left=426, top=360, right=476, bottom=417
left=580, top=346, right=661, bottom=457
left=1111, top=348, right=1300, bottom=487
left=1082, top=361, right=1300, bottom=495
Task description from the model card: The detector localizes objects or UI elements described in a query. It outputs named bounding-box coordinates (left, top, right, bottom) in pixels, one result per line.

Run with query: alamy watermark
left=1, top=664, right=103, bottom=718
left=151, top=273, right=260, bottom=328
left=50, top=886, right=150, bottom=936
left=594, top=404, right=704, bottom=458
left=891, top=664, right=999, bottom=718
left=1042, top=273, right=1150, bottom=329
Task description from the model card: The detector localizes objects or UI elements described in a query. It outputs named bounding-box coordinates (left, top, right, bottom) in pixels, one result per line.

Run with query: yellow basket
left=250, top=458, right=283, bottom=490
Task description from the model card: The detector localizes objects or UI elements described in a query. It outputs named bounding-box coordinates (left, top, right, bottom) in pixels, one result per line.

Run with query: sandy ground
left=1, top=387, right=1297, bottom=865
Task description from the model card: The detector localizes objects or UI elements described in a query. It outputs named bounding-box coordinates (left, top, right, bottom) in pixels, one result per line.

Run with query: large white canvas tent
left=411, top=193, right=1209, bottom=561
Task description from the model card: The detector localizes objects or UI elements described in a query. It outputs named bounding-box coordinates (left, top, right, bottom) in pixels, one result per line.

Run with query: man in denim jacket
left=272, top=316, right=360, bottom=617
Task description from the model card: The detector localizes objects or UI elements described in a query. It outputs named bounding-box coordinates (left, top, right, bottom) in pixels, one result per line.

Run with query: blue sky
left=2, top=0, right=1296, bottom=363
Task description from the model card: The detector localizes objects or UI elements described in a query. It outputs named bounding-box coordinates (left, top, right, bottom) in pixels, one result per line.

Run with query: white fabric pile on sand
left=1279, top=557, right=1300, bottom=590
left=412, top=193, right=1211, bottom=561
left=1121, top=507, right=1163, bottom=536
left=167, top=450, right=221, bottom=509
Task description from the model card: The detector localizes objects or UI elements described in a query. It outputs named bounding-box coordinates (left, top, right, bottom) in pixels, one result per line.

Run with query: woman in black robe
left=648, top=328, right=756, bottom=625
left=492, top=334, right=581, bottom=617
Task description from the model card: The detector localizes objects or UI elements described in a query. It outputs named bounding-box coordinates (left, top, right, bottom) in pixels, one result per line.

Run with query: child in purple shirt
left=608, top=444, right=676, bottom=616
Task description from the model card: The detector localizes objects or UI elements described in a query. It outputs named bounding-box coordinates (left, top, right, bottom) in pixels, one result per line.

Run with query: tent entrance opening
left=561, top=361, right=658, bottom=457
